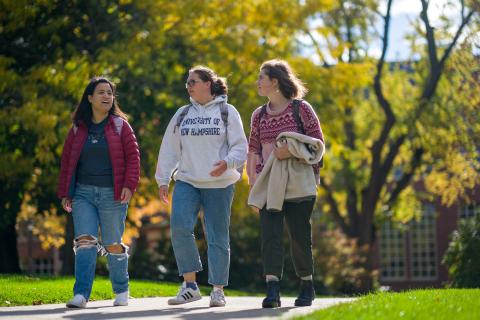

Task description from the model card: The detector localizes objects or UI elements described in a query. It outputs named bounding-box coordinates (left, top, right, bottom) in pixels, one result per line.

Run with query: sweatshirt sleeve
left=155, top=109, right=183, bottom=186
left=223, top=105, right=248, bottom=170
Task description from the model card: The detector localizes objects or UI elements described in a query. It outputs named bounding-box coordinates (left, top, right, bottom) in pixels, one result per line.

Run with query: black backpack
left=257, top=99, right=324, bottom=168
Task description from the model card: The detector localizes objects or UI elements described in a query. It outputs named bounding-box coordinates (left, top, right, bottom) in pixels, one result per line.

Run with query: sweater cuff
left=156, top=178, right=170, bottom=187
left=224, top=158, right=236, bottom=170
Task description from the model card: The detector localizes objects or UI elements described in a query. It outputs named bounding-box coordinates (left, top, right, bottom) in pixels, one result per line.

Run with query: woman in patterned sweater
left=247, top=59, right=324, bottom=308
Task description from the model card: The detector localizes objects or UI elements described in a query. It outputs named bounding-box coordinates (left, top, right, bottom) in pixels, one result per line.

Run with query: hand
left=273, top=144, right=292, bottom=160
left=210, top=160, right=227, bottom=177
left=250, top=206, right=259, bottom=214
left=159, top=185, right=169, bottom=204
left=120, top=188, right=132, bottom=204
left=61, top=198, right=72, bottom=213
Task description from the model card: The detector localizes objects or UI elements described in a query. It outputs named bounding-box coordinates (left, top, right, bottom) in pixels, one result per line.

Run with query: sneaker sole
left=209, top=301, right=226, bottom=307
left=168, top=296, right=202, bottom=305
left=113, top=302, right=128, bottom=306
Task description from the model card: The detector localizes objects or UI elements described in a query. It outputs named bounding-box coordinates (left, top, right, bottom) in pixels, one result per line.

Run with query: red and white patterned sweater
left=247, top=100, right=324, bottom=182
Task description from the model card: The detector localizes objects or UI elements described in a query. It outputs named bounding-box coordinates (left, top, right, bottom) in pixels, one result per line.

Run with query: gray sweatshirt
left=155, top=95, right=248, bottom=188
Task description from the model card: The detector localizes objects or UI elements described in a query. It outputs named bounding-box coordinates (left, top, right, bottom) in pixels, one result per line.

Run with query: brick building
left=377, top=190, right=479, bottom=290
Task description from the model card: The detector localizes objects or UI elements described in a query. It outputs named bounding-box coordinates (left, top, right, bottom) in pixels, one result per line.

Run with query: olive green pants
left=260, top=198, right=315, bottom=279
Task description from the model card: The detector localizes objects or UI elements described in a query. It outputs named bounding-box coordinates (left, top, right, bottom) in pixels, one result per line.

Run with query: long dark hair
left=189, top=66, right=228, bottom=96
left=260, top=59, right=307, bottom=99
left=72, top=76, right=127, bottom=126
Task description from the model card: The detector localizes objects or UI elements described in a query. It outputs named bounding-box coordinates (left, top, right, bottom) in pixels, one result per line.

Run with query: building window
left=380, top=221, right=406, bottom=281
left=459, top=203, right=480, bottom=219
left=34, top=258, right=54, bottom=275
left=410, top=204, right=437, bottom=280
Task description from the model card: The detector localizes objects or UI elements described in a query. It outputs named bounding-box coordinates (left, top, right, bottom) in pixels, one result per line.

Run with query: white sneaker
left=113, top=291, right=129, bottom=306
left=209, top=288, right=226, bottom=307
left=66, top=294, right=87, bottom=308
left=167, top=282, right=202, bottom=305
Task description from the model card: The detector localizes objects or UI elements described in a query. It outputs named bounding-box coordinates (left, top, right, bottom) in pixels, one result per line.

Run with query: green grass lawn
left=296, top=289, right=480, bottom=320
left=0, top=274, right=256, bottom=307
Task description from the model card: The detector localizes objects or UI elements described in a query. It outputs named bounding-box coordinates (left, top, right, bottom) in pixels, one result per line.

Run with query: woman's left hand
left=120, top=187, right=132, bottom=204
left=274, top=144, right=293, bottom=160
left=210, top=160, right=228, bottom=177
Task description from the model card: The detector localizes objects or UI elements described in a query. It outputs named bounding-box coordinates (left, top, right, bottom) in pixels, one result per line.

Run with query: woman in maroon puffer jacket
left=57, top=77, right=140, bottom=308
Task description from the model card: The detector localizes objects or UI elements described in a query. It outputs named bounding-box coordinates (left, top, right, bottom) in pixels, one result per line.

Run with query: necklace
left=89, top=131, right=104, bottom=144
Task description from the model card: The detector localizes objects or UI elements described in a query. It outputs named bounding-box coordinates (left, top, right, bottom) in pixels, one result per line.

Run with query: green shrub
left=313, top=228, right=378, bottom=294
left=443, top=214, right=480, bottom=288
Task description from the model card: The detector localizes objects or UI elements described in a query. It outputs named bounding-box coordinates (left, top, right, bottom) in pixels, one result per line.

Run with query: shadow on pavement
left=59, top=306, right=297, bottom=320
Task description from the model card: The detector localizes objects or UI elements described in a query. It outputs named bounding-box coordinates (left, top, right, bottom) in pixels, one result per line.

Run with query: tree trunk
left=355, top=208, right=378, bottom=293
left=0, top=219, right=21, bottom=273
left=357, top=243, right=377, bottom=292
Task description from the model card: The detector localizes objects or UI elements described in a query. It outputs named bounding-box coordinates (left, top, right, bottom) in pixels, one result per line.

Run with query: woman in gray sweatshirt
left=155, top=66, right=247, bottom=307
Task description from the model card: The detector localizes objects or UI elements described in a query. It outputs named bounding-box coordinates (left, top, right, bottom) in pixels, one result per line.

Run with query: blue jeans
left=170, top=180, right=234, bottom=286
left=72, top=183, right=128, bottom=300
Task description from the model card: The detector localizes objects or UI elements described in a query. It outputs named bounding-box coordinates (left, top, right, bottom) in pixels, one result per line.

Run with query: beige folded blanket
left=248, top=132, right=324, bottom=211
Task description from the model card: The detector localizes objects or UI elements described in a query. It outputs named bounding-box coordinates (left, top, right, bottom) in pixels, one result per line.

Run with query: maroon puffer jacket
left=57, top=115, right=140, bottom=201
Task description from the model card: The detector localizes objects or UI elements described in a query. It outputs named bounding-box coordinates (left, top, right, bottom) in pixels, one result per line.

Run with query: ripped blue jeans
left=72, top=183, right=129, bottom=300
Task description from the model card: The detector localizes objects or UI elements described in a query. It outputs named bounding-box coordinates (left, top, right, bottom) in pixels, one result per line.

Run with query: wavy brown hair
left=260, top=59, right=307, bottom=99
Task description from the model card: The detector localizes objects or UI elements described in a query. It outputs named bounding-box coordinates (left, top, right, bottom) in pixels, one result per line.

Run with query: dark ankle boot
left=262, top=280, right=281, bottom=308
left=294, top=280, right=315, bottom=306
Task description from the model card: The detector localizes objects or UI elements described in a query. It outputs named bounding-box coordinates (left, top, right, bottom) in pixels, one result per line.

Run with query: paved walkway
left=0, top=297, right=355, bottom=320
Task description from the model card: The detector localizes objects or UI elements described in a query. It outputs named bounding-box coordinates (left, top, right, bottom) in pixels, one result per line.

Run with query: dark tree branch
left=420, top=1, right=475, bottom=102
left=303, top=28, right=330, bottom=67
left=371, top=0, right=395, bottom=171
left=342, top=3, right=354, bottom=62
left=438, top=10, right=474, bottom=69
left=320, top=179, right=352, bottom=236
left=420, top=0, right=439, bottom=71
left=343, top=107, right=359, bottom=229
left=362, top=135, right=407, bottom=219
left=381, top=136, right=406, bottom=175
left=387, top=148, right=424, bottom=206
left=383, top=1, right=475, bottom=182
left=364, top=0, right=395, bottom=218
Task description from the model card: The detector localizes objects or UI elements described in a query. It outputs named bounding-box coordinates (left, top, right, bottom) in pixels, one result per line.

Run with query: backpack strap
left=174, top=104, right=192, bottom=133
left=292, top=99, right=324, bottom=168
left=292, top=99, right=305, bottom=134
left=257, top=100, right=303, bottom=137
left=220, top=103, right=229, bottom=142
left=220, top=103, right=229, bottom=125
left=112, top=117, right=124, bottom=136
